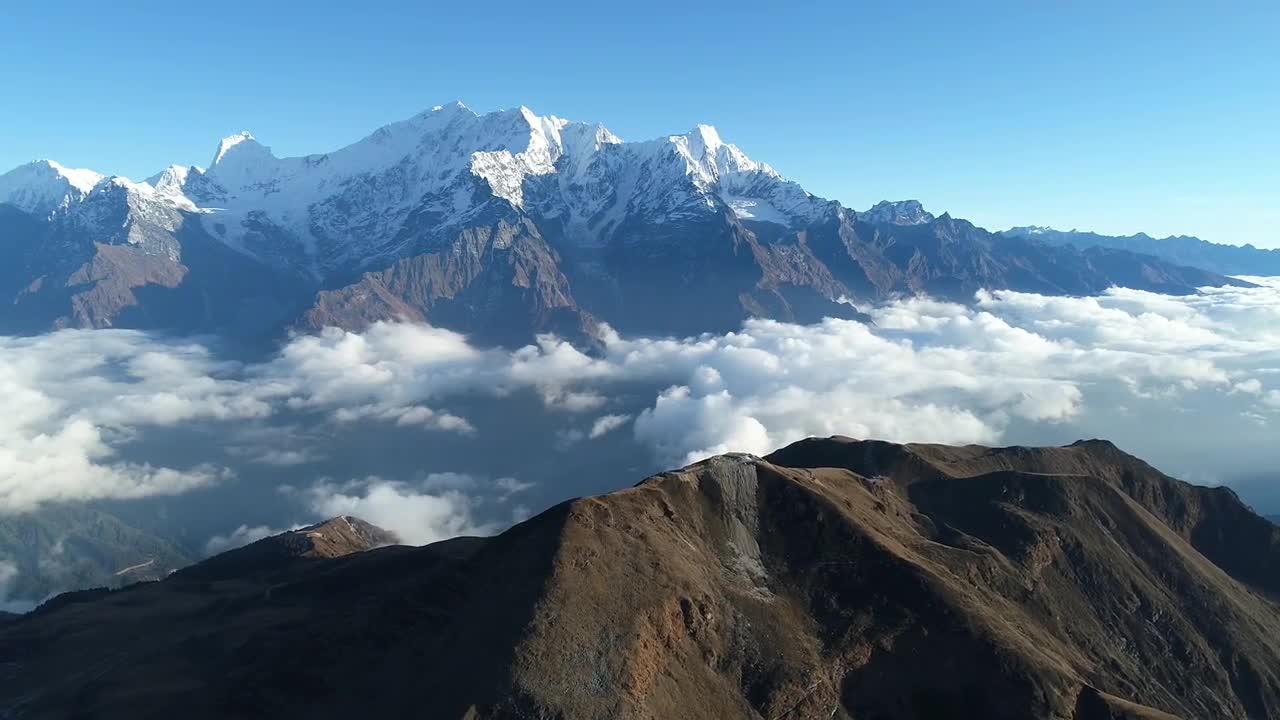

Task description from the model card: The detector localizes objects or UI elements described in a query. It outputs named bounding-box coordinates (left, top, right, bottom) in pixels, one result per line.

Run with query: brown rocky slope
left=2, top=438, right=1279, bottom=719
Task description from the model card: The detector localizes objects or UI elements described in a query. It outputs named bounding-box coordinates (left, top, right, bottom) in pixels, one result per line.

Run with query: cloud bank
left=0, top=558, right=20, bottom=612
left=293, top=475, right=494, bottom=546
left=0, top=332, right=256, bottom=513
left=0, top=278, right=1276, bottom=530
left=204, top=472, right=532, bottom=554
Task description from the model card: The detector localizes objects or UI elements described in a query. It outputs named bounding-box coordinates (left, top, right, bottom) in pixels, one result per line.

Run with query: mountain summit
left=4, top=438, right=1280, bottom=718
left=0, top=159, right=103, bottom=217
left=858, top=199, right=935, bottom=225
left=0, top=104, right=1248, bottom=344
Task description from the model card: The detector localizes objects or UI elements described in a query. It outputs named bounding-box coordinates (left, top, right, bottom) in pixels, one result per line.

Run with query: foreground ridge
left=3, top=437, right=1279, bottom=719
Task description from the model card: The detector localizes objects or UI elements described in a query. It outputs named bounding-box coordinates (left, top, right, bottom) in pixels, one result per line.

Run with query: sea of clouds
left=0, top=278, right=1277, bottom=576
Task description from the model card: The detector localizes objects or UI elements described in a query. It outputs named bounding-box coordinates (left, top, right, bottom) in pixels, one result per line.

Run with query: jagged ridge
left=0, top=105, right=1252, bottom=343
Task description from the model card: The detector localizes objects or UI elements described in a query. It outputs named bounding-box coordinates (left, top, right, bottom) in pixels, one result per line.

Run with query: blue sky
left=2, top=1, right=1277, bottom=246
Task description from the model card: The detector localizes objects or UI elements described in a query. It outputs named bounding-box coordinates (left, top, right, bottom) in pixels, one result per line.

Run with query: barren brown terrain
left=2, top=438, right=1278, bottom=719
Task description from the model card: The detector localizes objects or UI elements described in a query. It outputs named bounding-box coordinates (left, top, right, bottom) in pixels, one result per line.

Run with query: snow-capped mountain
left=108, top=103, right=829, bottom=273
left=859, top=199, right=935, bottom=226
left=0, top=160, right=103, bottom=218
left=0, top=103, right=1248, bottom=344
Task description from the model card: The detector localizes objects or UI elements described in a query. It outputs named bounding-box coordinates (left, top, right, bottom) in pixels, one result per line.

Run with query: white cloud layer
left=292, top=475, right=495, bottom=546
left=0, top=559, right=17, bottom=599
left=0, top=332, right=254, bottom=513
left=589, top=414, right=632, bottom=439
left=2, top=278, right=1278, bottom=527
left=0, top=557, right=31, bottom=613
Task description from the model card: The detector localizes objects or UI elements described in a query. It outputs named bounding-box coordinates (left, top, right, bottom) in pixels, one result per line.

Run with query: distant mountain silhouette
left=1001, top=226, right=1280, bottom=277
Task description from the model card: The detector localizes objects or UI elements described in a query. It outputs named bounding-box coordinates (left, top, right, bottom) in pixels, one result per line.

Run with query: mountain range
left=1000, top=226, right=1280, bottom=277
left=0, top=104, right=1250, bottom=346
left=4, top=437, right=1279, bottom=719
left=0, top=506, right=193, bottom=607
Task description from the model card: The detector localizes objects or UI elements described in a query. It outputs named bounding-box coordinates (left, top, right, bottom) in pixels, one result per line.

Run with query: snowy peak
left=655, top=127, right=820, bottom=227
left=146, top=165, right=196, bottom=197
left=463, top=104, right=633, bottom=208
left=685, top=124, right=724, bottom=157
left=430, top=100, right=469, bottom=114
left=43, top=159, right=103, bottom=194
left=205, top=131, right=279, bottom=193
left=468, top=106, right=580, bottom=206
left=0, top=160, right=104, bottom=216
left=212, top=131, right=266, bottom=166
left=1006, top=225, right=1054, bottom=236
left=665, top=124, right=775, bottom=188
left=859, top=200, right=936, bottom=226
left=559, top=121, right=622, bottom=159
left=0, top=103, right=831, bottom=268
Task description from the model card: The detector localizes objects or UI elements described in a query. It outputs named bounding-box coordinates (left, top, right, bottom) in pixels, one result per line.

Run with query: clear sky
left=2, top=1, right=1277, bottom=247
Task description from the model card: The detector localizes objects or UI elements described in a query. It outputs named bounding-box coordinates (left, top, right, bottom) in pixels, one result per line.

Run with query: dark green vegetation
left=0, top=505, right=193, bottom=606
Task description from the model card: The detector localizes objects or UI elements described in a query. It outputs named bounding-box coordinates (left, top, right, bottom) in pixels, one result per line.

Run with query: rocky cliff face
left=4, top=437, right=1279, bottom=719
